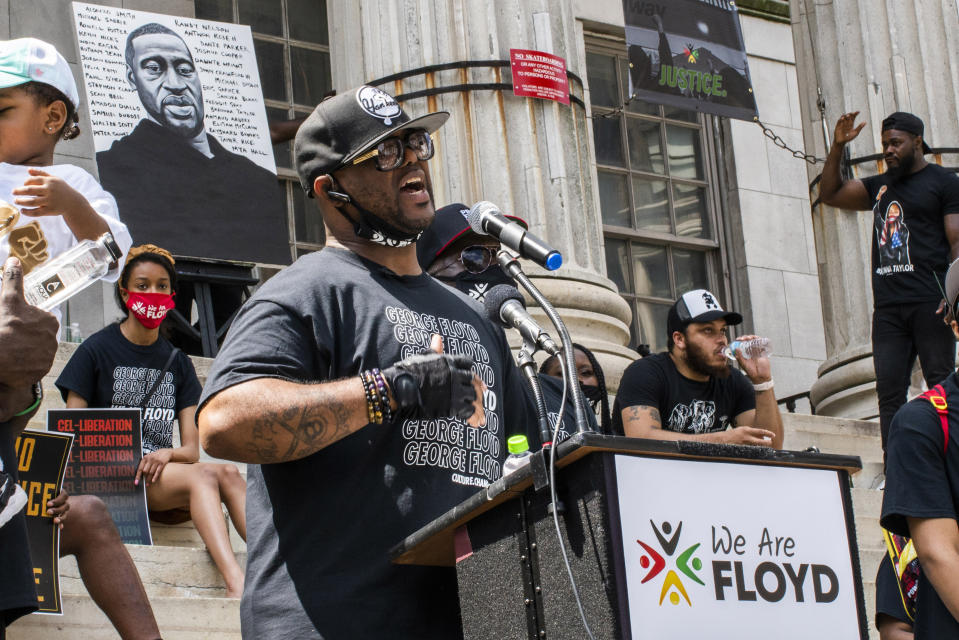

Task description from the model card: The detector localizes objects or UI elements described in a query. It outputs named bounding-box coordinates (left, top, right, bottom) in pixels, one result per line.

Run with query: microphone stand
left=517, top=342, right=553, bottom=448
left=497, top=250, right=591, bottom=434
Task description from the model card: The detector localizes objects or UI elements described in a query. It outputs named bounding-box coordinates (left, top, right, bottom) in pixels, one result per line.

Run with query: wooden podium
left=391, top=434, right=867, bottom=640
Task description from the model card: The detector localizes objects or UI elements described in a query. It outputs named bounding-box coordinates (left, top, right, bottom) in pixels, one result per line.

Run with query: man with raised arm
left=819, top=111, right=959, bottom=461
left=613, top=288, right=783, bottom=448
left=196, top=86, right=531, bottom=639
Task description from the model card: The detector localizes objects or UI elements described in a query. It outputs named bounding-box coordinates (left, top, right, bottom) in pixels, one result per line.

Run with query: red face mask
left=124, top=291, right=176, bottom=329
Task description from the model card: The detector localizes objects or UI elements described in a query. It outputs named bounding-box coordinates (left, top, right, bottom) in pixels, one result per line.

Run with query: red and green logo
left=636, top=519, right=705, bottom=606
left=683, top=45, right=700, bottom=64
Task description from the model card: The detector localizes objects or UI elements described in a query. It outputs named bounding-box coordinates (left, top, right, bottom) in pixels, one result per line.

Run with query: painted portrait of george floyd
left=74, top=3, right=290, bottom=265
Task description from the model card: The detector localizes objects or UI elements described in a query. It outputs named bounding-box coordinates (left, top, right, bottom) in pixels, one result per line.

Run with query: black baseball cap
left=881, top=112, right=932, bottom=154
left=666, top=289, right=743, bottom=336
left=415, top=203, right=527, bottom=270
left=294, top=85, right=450, bottom=196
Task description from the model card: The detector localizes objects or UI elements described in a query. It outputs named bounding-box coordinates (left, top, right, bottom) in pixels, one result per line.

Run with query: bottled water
left=725, top=337, right=772, bottom=360
left=502, top=434, right=532, bottom=478
left=23, top=233, right=123, bottom=311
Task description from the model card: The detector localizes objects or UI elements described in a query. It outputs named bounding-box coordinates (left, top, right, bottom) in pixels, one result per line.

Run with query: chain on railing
left=756, top=119, right=825, bottom=165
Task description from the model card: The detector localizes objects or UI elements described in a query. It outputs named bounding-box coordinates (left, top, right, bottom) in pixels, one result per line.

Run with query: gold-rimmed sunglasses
left=351, top=130, right=435, bottom=171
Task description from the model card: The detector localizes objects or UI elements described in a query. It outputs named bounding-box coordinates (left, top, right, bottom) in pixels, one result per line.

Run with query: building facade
left=7, top=0, right=957, bottom=418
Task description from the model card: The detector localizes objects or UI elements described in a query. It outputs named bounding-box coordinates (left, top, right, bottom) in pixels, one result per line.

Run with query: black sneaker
left=0, top=469, right=27, bottom=529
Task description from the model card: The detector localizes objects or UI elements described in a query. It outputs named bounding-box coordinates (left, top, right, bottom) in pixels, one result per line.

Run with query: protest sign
left=50, top=409, right=151, bottom=545
left=14, top=430, right=74, bottom=615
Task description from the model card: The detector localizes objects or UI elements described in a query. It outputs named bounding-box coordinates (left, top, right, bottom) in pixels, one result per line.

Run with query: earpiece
left=327, top=189, right=351, bottom=204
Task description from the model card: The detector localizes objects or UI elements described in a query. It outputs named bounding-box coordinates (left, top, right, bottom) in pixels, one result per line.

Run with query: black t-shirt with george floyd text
left=54, top=323, right=202, bottom=455
left=862, top=164, right=959, bottom=308
left=611, top=352, right=755, bottom=436
left=881, top=371, right=959, bottom=639
left=198, top=247, right=532, bottom=640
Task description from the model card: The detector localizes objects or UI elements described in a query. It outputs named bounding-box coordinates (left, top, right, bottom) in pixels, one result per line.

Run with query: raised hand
left=833, top=111, right=866, bottom=146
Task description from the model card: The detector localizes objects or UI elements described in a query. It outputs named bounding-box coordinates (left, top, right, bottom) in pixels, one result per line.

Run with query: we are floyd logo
left=635, top=520, right=842, bottom=607
left=635, top=519, right=704, bottom=606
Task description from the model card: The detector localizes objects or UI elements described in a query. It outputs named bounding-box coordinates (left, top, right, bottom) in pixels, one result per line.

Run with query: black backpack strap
left=140, top=347, right=180, bottom=410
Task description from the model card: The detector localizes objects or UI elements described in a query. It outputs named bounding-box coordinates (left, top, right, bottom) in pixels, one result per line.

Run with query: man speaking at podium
left=196, top=86, right=531, bottom=639
left=613, top=289, right=784, bottom=448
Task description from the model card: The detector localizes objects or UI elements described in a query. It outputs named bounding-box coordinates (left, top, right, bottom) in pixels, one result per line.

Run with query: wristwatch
left=13, top=381, right=43, bottom=417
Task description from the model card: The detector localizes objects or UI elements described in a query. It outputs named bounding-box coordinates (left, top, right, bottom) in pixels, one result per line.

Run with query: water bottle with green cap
left=502, top=434, right=532, bottom=478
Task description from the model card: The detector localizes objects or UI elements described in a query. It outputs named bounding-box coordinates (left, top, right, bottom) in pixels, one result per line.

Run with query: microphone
left=483, top=284, right=560, bottom=356
left=467, top=201, right=563, bottom=271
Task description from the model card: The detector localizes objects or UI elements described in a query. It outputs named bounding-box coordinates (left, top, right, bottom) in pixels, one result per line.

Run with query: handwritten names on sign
left=50, top=409, right=152, bottom=545
left=71, top=1, right=275, bottom=172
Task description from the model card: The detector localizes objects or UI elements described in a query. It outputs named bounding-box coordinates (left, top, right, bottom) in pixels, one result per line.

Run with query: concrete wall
left=571, top=1, right=826, bottom=407
left=723, top=15, right=825, bottom=407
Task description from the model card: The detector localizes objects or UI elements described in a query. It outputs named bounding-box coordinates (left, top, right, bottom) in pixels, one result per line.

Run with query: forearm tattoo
left=626, top=405, right=662, bottom=428
left=245, top=392, right=355, bottom=463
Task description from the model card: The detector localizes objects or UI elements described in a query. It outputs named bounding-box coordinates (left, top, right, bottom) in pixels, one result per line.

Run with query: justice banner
left=14, top=429, right=74, bottom=615
left=50, top=409, right=152, bottom=545
left=622, top=0, right=758, bottom=121
left=615, top=455, right=864, bottom=639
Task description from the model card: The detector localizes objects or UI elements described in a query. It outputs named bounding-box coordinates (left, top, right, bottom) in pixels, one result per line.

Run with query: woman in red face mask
left=55, top=244, right=247, bottom=597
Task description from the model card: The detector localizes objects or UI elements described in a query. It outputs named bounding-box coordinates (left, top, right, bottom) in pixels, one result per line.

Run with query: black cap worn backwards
left=294, top=85, right=450, bottom=196
left=881, top=111, right=932, bottom=154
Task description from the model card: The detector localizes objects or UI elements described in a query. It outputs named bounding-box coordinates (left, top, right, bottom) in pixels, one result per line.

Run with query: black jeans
left=873, top=301, right=956, bottom=455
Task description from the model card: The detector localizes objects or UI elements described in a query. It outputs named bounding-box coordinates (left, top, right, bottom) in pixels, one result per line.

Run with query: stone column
left=328, top=0, right=637, bottom=389
left=790, top=0, right=959, bottom=418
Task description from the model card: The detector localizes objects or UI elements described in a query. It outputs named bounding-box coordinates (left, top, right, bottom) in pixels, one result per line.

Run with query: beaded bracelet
left=370, top=368, right=394, bottom=423
left=360, top=369, right=396, bottom=424
left=360, top=370, right=382, bottom=424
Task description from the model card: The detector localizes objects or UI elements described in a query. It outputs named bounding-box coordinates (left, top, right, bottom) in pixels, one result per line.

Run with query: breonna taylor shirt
left=862, top=163, right=959, bottom=308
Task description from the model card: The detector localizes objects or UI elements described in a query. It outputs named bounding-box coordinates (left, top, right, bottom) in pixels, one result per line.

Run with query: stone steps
left=7, top=594, right=241, bottom=640
left=782, top=414, right=887, bottom=640
left=58, top=544, right=247, bottom=599
left=151, top=517, right=247, bottom=551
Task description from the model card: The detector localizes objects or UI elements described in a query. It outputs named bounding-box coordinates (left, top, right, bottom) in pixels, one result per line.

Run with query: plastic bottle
left=501, top=434, right=532, bottom=478
left=23, top=233, right=123, bottom=311
left=725, top=337, right=772, bottom=361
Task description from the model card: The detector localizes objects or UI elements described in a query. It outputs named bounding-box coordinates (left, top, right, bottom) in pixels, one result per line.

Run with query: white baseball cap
left=667, top=288, right=743, bottom=335
left=0, top=38, right=79, bottom=109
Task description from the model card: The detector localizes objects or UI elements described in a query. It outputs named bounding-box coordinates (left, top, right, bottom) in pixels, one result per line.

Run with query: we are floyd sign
left=615, top=455, right=863, bottom=639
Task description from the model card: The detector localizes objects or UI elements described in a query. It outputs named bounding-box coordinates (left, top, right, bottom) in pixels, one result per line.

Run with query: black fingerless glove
left=383, top=352, right=477, bottom=421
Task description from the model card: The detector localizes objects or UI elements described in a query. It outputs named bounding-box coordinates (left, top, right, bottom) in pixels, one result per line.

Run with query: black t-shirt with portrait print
left=862, top=163, right=959, bottom=308
left=0, top=423, right=38, bottom=629
left=881, top=371, right=959, bottom=638
left=54, top=323, right=202, bottom=455
left=611, top=352, right=755, bottom=436
left=197, top=247, right=533, bottom=640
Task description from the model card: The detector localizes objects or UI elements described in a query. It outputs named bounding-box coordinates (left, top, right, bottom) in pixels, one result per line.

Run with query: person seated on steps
left=55, top=245, right=247, bottom=597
